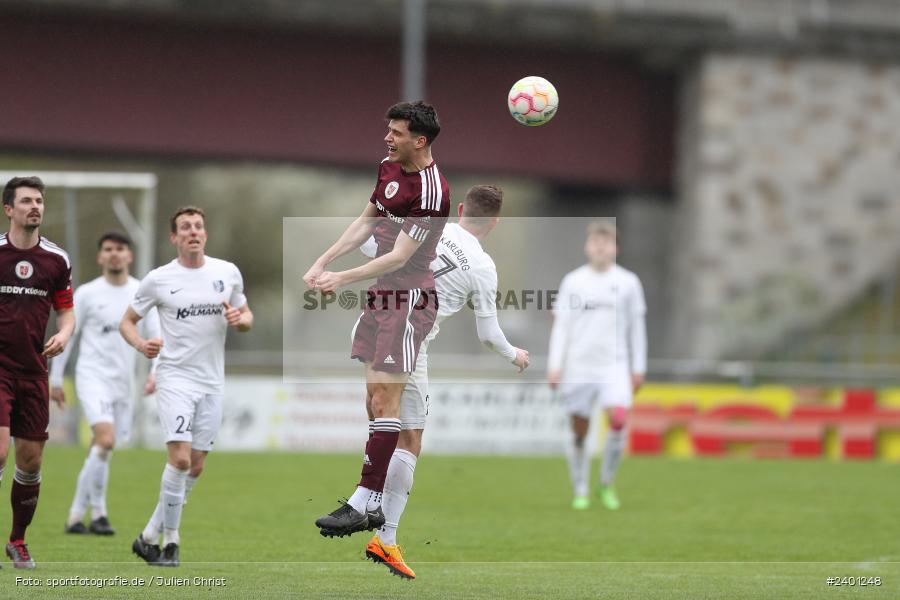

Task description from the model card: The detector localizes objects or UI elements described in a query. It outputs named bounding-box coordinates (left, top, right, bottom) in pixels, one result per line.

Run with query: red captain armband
left=53, top=288, right=74, bottom=310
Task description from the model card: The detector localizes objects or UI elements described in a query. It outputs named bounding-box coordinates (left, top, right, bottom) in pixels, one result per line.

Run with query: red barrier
left=629, top=389, right=900, bottom=459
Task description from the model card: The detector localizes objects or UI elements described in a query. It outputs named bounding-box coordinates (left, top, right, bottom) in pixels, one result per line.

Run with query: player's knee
left=369, top=389, right=398, bottom=418
left=189, top=464, right=203, bottom=478
left=95, top=436, right=115, bottom=452
left=16, top=455, right=42, bottom=474
left=609, top=407, right=627, bottom=431
left=170, top=456, right=191, bottom=471
left=573, top=434, right=586, bottom=448
left=571, top=415, right=590, bottom=439
left=398, top=430, right=422, bottom=456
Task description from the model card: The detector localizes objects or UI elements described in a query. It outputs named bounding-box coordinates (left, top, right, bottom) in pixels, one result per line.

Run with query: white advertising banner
left=136, top=376, right=570, bottom=454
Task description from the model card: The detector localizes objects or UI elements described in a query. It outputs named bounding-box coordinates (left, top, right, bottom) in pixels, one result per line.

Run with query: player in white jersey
left=360, top=185, right=529, bottom=579
left=547, top=220, right=647, bottom=511
left=120, top=207, right=253, bottom=567
left=51, top=232, right=160, bottom=536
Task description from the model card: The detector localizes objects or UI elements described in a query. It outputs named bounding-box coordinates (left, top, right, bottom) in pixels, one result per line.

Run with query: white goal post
left=0, top=170, right=158, bottom=446
left=0, top=170, right=158, bottom=283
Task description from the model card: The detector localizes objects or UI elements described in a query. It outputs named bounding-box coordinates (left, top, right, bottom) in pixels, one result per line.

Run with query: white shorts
left=399, top=351, right=430, bottom=430
left=561, top=371, right=632, bottom=418
left=155, top=387, right=224, bottom=452
left=75, top=378, right=134, bottom=443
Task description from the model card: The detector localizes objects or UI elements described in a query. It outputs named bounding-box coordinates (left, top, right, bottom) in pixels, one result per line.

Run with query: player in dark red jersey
left=0, top=176, right=75, bottom=569
left=304, top=101, right=450, bottom=539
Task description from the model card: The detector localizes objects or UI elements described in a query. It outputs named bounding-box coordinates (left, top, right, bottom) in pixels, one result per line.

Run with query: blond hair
left=587, top=219, right=616, bottom=240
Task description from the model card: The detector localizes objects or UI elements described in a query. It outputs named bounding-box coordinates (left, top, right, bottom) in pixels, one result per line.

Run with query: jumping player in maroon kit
left=0, top=176, right=75, bottom=569
left=304, top=101, right=449, bottom=538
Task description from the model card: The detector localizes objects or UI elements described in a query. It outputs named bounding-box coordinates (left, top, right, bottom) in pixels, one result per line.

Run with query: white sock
left=348, top=486, right=374, bottom=514
left=379, top=449, right=416, bottom=546
left=183, top=475, right=198, bottom=505
left=601, top=429, right=626, bottom=486
left=159, top=464, right=188, bottom=546
left=89, top=446, right=111, bottom=519
left=366, top=490, right=383, bottom=512
left=68, top=454, right=92, bottom=525
left=149, top=474, right=199, bottom=539
left=566, top=437, right=590, bottom=497
left=143, top=501, right=164, bottom=544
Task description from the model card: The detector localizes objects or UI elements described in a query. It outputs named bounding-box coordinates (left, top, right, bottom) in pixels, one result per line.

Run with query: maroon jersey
left=369, top=158, right=450, bottom=289
left=0, top=233, right=73, bottom=377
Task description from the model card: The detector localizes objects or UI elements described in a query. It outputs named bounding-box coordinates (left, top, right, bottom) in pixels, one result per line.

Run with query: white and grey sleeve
left=49, top=286, right=86, bottom=387
left=628, top=277, right=648, bottom=375
left=475, top=313, right=518, bottom=362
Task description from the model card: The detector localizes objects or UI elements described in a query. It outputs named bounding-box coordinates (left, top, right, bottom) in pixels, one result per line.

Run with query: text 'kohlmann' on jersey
left=130, top=257, right=246, bottom=394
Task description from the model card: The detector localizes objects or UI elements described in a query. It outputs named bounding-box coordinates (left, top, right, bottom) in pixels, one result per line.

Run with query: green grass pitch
left=0, top=447, right=897, bottom=599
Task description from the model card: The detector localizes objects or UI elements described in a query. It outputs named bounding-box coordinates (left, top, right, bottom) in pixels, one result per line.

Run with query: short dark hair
left=170, top=206, right=205, bottom=233
left=462, top=185, right=503, bottom=218
left=385, top=101, right=441, bottom=145
left=97, top=231, right=132, bottom=249
left=3, top=176, right=45, bottom=207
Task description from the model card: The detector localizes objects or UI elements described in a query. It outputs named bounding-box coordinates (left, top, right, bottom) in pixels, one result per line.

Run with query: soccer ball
left=508, top=76, right=559, bottom=126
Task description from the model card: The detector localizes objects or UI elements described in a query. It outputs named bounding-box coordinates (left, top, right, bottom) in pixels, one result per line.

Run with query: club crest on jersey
left=385, top=181, right=399, bottom=199
left=15, top=261, right=33, bottom=280
left=212, top=280, right=225, bottom=293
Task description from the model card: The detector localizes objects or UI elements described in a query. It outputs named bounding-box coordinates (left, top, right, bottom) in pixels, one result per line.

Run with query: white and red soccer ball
left=508, top=76, right=559, bottom=126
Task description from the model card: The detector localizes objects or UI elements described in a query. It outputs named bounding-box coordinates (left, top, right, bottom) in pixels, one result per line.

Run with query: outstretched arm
left=475, top=313, right=529, bottom=372
left=315, top=231, right=423, bottom=293
left=303, top=203, right=379, bottom=289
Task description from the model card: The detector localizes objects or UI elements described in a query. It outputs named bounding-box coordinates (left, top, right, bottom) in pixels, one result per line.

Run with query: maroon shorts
left=0, top=375, right=50, bottom=441
left=351, top=287, right=438, bottom=373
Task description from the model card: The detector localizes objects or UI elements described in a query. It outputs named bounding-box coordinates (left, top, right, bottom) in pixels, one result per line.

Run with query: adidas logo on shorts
left=383, top=355, right=395, bottom=365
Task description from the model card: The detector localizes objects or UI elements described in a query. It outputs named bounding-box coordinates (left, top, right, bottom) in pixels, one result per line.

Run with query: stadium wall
left=0, top=12, right=674, bottom=187
left=669, top=53, right=900, bottom=360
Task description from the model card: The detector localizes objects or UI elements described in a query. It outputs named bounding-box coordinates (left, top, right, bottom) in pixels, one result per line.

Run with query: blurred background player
left=0, top=176, right=75, bottom=568
left=121, top=206, right=253, bottom=567
left=548, top=220, right=646, bottom=511
left=361, top=184, right=530, bottom=579
left=304, top=101, right=449, bottom=538
left=51, top=231, right=160, bottom=536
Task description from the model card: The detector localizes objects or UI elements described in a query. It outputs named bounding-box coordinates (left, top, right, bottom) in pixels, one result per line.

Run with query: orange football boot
left=365, top=534, right=416, bottom=580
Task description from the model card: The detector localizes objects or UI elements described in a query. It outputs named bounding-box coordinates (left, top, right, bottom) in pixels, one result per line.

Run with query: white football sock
left=149, top=473, right=199, bottom=539
left=183, top=475, right=198, bottom=505
left=143, top=501, right=164, bottom=544
left=366, top=490, right=383, bottom=512
left=89, top=446, right=111, bottom=518
left=601, top=429, right=626, bottom=486
left=566, top=436, right=590, bottom=497
left=159, top=464, right=188, bottom=546
left=348, top=486, right=374, bottom=514
left=379, top=449, right=416, bottom=546
left=68, top=453, right=92, bottom=525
